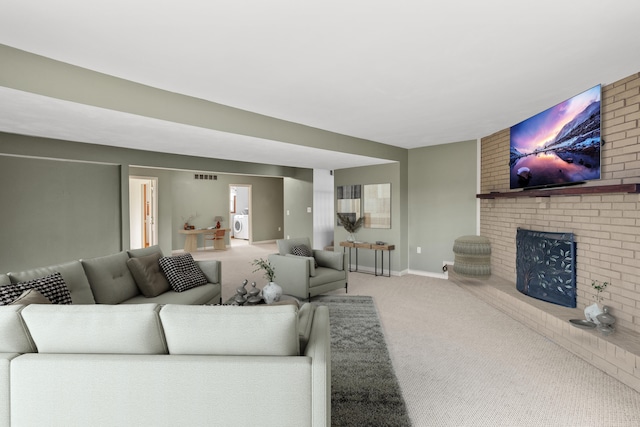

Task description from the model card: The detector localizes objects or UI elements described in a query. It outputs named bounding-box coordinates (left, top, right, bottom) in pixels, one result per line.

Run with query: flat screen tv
left=510, top=84, right=601, bottom=189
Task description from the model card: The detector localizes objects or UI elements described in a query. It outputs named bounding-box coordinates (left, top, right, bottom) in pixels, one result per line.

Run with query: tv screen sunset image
left=510, top=85, right=601, bottom=189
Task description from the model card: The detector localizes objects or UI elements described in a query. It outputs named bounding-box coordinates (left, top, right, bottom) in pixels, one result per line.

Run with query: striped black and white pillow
left=0, top=272, right=72, bottom=305
left=158, top=253, right=207, bottom=292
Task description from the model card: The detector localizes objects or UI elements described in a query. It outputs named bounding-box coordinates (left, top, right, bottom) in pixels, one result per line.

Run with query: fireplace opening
left=516, top=228, right=576, bottom=308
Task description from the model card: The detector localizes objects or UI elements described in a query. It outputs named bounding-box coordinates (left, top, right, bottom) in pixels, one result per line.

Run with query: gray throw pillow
left=9, top=289, right=52, bottom=305
left=127, top=252, right=171, bottom=298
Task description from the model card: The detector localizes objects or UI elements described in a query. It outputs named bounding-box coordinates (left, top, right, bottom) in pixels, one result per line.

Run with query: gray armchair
left=268, top=237, right=348, bottom=300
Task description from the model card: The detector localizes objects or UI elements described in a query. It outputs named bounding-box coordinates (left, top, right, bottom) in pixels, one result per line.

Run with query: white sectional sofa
left=0, top=302, right=331, bottom=427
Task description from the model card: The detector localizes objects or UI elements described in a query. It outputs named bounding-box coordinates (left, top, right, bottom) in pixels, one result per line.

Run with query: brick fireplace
left=475, top=71, right=640, bottom=392
left=480, top=72, right=640, bottom=333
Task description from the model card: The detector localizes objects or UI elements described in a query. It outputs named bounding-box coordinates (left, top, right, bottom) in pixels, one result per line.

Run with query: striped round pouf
left=453, top=235, right=491, bottom=277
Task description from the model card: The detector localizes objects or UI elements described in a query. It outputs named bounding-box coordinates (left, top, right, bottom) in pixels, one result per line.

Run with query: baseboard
left=407, top=260, right=454, bottom=280
left=250, top=239, right=277, bottom=245
left=347, top=264, right=403, bottom=277
left=407, top=269, right=447, bottom=280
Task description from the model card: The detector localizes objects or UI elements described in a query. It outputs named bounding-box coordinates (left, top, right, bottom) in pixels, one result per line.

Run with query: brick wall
left=480, top=72, right=640, bottom=332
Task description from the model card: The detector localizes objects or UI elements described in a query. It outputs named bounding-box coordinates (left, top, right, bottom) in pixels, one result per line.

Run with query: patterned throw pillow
left=158, top=253, right=208, bottom=293
left=291, top=244, right=318, bottom=268
left=0, top=272, right=72, bottom=305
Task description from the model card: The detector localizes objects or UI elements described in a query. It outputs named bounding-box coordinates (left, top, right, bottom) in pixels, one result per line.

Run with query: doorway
left=229, top=184, right=251, bottom=245
left=129, top=176, right=158, bottom=249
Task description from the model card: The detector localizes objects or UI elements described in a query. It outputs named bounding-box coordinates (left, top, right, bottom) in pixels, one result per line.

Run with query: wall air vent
left=194, top=174, right=217, bottom=180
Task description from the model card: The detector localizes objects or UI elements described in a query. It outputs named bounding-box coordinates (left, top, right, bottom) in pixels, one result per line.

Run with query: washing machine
left=233, top=214, right=249, bottom=240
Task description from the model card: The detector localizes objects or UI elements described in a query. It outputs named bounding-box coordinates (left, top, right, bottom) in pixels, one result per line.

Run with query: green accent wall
left=283, top=169, right=314, bottom=244
left=0, top=155, right=121, bottom=272
left=0, top=132, right=292, bottom=271
left=408, top=140, right=478, bottom=273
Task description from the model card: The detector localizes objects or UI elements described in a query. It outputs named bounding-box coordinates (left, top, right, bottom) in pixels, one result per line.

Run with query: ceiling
left=1, top=0, right=640, bottom=170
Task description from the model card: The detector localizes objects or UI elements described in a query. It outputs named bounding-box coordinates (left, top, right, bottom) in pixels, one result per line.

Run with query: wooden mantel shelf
left=477, top=183, right=640, bottom=199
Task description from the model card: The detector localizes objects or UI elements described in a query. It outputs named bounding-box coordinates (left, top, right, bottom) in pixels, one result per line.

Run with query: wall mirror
left=336, top=185, right=361, bottom=225
left=363, top=183, right=391, bottom=228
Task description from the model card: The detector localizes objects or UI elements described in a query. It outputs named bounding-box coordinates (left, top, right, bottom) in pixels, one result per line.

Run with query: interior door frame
left=129, top=176, right=158, bottom=249
left=229, top=184, right=252, bottom=244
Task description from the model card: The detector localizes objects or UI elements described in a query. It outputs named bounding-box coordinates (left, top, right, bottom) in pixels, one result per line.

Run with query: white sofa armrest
left=305, top=305, right=331, bottom=427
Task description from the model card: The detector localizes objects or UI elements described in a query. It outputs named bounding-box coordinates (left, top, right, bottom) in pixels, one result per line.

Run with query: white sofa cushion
left=21, top=304, right=167, bottom=354
left=160, top=304, right=300, bottom=356
left=0, top=306, right=36, bottom=353
left=11, top=354, right=312, bottom=427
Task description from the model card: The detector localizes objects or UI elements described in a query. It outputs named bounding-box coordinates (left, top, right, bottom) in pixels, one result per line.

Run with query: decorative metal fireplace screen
left=516, top=228, right=576, bottom=308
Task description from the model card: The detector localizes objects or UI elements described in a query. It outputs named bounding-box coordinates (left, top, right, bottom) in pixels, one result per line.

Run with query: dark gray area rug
left=312, top=295, right=412, bottom=427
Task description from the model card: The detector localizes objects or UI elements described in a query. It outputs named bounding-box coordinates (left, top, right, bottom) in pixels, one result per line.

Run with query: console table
left=179, top=228, right=228, bottom=252
left=340, top=241, right=395, bottom=277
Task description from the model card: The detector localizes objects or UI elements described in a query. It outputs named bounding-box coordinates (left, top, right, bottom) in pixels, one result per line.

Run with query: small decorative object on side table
left=246, top=282, right=262, bottom=305
left=252, top=258, right=282, bottom=304
left=584, top=280, right=609, bottom=324
left=262, top=282, right=283, bottom=304
left=234, top=279, right=248, bottom=305
left=596, top=306, right=616, bottom=335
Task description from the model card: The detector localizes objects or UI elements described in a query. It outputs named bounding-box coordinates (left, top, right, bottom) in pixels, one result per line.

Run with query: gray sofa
left=0, top=245, right=222, bottom=306
left=0, top=302, right=331, bottom=426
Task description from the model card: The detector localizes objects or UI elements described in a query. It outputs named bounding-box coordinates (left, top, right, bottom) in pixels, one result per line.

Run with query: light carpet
left=189, top=242, right=640, bottom=426
left=313, top=295, right=412, bottom=427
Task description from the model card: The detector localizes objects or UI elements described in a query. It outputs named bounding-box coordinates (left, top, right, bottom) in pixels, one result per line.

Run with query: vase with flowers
left=584, top=280, right=609, bottom=324
left=252, top=258, right=282, bottom=304
left=337, top=213, right=364, bottom=242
